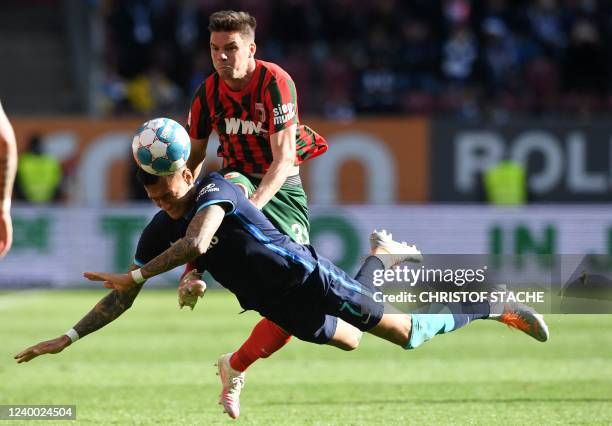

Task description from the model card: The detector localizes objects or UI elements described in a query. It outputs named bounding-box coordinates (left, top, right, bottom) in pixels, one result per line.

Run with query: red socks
left=229, top=318, right=292, bottom=372
left=180, top=263, right=196, bottom=279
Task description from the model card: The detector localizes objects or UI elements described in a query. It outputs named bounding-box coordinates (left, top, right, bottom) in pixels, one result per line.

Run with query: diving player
left=15, top=168, right=549, bottom=418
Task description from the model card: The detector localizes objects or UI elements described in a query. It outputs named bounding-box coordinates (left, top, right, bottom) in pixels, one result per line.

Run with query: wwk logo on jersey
left=273, top=102, right=296, bottom=125
left=224, top=118, right=266, bottom=135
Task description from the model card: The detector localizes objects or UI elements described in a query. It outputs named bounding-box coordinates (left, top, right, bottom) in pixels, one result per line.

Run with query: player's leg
left=366, top=303, right=487, bottom=348
left=216, top=318, right=291, bottom=419
left=327, top=318, right=362, bottom=351
left=266, top=179, right=310, bottom=244
left=228, top=318, right=292, bottom=371
left=214, top=170, right=308, bottom=418
left=365, top=284, right=549, bottom=349
left=329, top=231, right=549, bottom=349
left=349, top=257, right=511, bottom=348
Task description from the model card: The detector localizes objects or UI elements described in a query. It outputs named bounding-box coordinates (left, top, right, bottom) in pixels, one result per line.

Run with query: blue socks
left=405, top=302, right=490, bottom=349
left=406, top=308, right=455, bottom=349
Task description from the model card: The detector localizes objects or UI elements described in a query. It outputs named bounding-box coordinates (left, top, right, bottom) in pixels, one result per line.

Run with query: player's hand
left=14, top=335, right=71, bottom=363
left=83, top=271, right=137, bottom=291
left=178, top=270, right=206, bottom=310
left=0, top=210, right=13, bottom=258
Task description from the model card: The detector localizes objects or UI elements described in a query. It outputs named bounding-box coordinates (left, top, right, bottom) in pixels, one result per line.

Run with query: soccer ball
left=132, top=118, right=191, bottom=176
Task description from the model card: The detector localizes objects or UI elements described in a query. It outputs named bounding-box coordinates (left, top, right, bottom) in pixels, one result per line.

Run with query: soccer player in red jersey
left=183, top=10, right=328, bottom=418
left=0, top=101, right=17, bottom=258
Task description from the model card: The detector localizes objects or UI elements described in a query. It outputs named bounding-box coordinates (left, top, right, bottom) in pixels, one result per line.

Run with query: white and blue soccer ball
left=132, top=118, right=191, bottom=176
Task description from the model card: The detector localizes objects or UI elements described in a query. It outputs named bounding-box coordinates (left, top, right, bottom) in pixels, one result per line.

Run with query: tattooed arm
left=14, top=266, right=143, bottom=363
left=140, top=204, right=224, bottom=279
left=73, top=278, right=143, bottom=339
left=0, top=101, right=17, bottom=258
left=84, top=205, right=226, bottom=291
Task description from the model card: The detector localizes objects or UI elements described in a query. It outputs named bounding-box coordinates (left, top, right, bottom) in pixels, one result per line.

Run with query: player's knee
left=341, top=330, right=363, bottom=351
left=370, top=314, right=412, bottom=347
left=330, top=318, right=363, bottom=351
left=330, top=332, right=361, bottom=351
left=338, top=338, right=359, bottom=351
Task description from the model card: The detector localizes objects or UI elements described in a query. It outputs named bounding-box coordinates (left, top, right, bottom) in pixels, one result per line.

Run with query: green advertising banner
left=2, top=204, right=610, bottom=288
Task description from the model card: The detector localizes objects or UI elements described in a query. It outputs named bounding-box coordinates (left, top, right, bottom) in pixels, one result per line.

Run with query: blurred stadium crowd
left=100, top=0, right=612, bottom=120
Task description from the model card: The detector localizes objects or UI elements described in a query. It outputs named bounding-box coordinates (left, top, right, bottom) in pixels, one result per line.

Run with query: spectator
left=481, top=17, right=521, bottom=96
left=562, top=17, right=608, bottom=114
left=98, top=1, right=612, bottom=119
left=396, top=18, right=440, bottom=93
left=14, top=135, right=62, bottom=204
left=563, top=17, right=608, bottom=96
left=442, top=25, right=479, bottom=87
left=528, top=0, right=566, bottom=57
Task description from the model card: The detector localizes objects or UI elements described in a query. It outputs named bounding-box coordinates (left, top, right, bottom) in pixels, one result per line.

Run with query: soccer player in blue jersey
left=15, top=167, right=549, bottom=417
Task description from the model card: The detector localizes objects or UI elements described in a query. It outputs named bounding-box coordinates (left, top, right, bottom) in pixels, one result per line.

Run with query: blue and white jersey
left=134, top=173, right=319, bottom=311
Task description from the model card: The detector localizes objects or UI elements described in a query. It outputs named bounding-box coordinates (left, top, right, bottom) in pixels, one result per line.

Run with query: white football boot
left=370, top=229, right=423, bottom=268
left=216, top=353, right=245, bottom=419
left=488, top=285, right=549, bottom=342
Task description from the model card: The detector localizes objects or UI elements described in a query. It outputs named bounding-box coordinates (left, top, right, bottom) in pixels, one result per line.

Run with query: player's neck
left=224, top=60, right=257, bottom=91
left=179, top=187, right=198, bottom=217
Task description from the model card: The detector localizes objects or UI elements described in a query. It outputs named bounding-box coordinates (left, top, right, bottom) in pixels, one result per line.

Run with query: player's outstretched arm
left=71, top=282, right=143, bottom=339
left=14, top=335, right=72, bottom=363
left=15, top=270, right=143, bottom=363
left=85, top=205, right=225, bottom=291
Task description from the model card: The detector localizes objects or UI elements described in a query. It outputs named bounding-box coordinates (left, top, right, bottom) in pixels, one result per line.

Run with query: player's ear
left=249, top=42, right=256, bottom=58
left=182, top=167, right=194, bottom=185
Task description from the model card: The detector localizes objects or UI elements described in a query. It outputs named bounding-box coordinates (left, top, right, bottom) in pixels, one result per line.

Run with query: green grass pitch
left=1, top=289, right=611, bottom=425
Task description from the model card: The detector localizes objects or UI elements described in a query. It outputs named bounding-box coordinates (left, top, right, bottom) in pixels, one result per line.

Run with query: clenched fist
left=178, top=270, right=207, bottom=310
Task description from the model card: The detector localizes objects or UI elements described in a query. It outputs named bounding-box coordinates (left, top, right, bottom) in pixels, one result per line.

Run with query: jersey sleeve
left=194, top=176, right=240, bottom=216
left=185, top=82, right=212, bottom=140
left=264, top=75, right=299, bottom=134
left=133, top=212, right=173, bottom=267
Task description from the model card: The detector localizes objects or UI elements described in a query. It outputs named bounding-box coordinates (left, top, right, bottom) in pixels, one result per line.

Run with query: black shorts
left=262, top=256, right=384, bottom=344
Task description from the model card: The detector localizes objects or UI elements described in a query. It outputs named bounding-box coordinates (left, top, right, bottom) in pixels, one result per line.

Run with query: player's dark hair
left=208, top=10, right=256, bottom=39
left=136, top=168, right=161, bottom=187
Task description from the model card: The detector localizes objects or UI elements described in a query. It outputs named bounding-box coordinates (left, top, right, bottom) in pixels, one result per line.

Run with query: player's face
left=144, top=170, right=194, bottom=220
left=210, top=31, right=255, bottom=82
